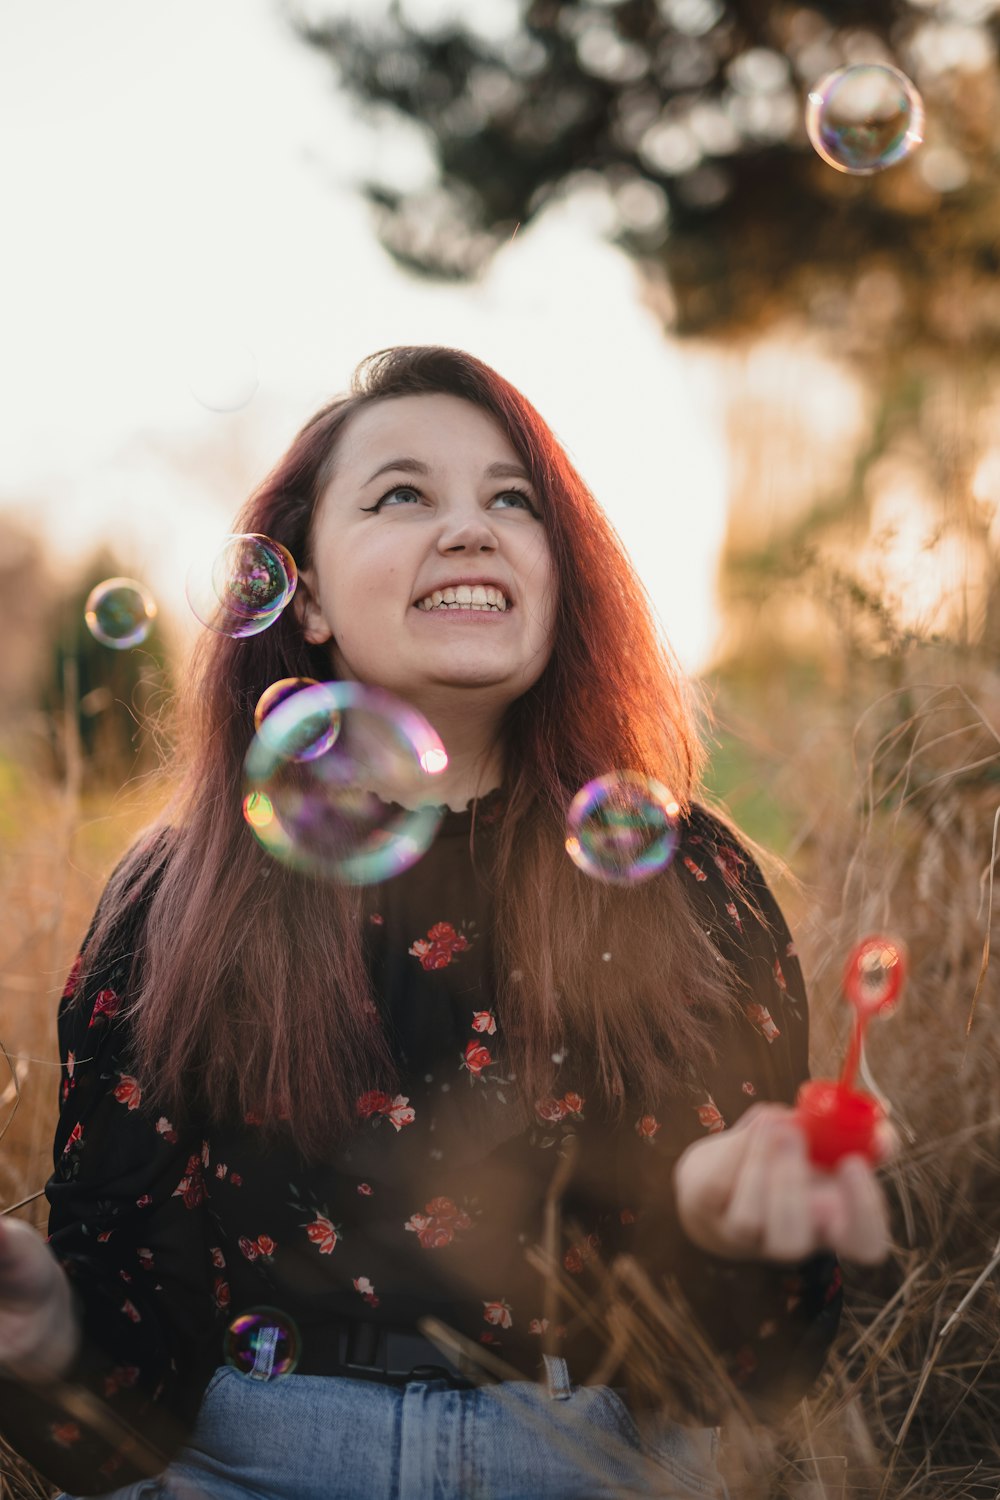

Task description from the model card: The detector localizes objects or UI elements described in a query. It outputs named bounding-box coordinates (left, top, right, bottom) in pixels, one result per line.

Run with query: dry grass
left=3, top=652, right=1000, bottom=1499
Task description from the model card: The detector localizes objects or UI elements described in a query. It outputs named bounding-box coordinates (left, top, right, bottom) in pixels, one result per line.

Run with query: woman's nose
left=438, top=512, right=499, bottom=552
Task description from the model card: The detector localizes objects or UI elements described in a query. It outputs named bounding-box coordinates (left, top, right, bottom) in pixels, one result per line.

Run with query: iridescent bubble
left=186, top=534, right=297, bottom=638
left=565, top=772, right=680, bottom=885
left=186, top=335, right=259, bottom=412
left=254, top=678, right=340, bottom=762
left=84, top=577, right=158, bottom=649
left=806, top=64, right=924, bottom=175
left=843, top=934, right=907, bottom=1019
left=244, top=681, right=449, bottom=884
left=224, top=1308, right=300, bottom=1381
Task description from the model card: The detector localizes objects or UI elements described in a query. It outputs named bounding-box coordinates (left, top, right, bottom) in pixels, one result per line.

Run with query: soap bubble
left=186, top=534, right=297, bottom=638
left=843, top=934, right=907, bottom=1018
left=186, top=335, right=259, bottom=412
left=224, top=1308, right=300, bottom=1381
left=806, top=64, right=924, bottom=175
left=84, top=577, right=158, bottom=649
left=244, top=680, right=448, bottom=884
left=565, top=772, right=680, bottom=885
left=254, top=678, right=340, bottom=762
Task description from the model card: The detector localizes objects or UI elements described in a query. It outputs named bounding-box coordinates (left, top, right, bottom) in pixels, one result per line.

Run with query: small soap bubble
left=186, top=534, right=297, bottom=638
left=255, top=678, right=340, bottom=762
left=806, top=64, right=924, bottom=175
left=224, top=1308, right=300, bottom=1381
left=186, top=335, right=259, bottom=412
left=244, top=680, right=448, bottom=884
left=84, top=577, right=158, bottom=649
left=565, top=772, right=680, bottom=885
left=843, top=935, right=907, bottom=1018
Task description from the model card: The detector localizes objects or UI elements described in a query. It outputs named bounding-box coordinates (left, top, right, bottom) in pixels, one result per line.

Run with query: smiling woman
left=0, top=347, right=889, bottom=1500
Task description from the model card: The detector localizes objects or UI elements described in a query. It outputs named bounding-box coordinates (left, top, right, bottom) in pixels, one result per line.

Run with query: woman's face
left=298, top=393, right=558, bottom=712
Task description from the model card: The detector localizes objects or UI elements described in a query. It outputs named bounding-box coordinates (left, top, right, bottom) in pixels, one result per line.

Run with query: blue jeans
left=62, top=1357, right=726, bottom=1499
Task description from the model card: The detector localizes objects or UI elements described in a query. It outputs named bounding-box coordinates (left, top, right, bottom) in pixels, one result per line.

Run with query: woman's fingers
left=832, top=1154, right=892, bottom=1264
left=723, top=1113, right=816, bottom=1261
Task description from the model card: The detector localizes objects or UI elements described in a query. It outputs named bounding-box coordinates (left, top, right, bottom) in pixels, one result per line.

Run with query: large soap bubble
left=186, top=534, right=297, bottom=638
left=244, top=681, right=448, bottom=884
left=254, top=677, right=340, bottom=762
left=565, top=772, right=680, bottom=885
left=84, top=577, right=158, bottom=649
left=806, top=64, right=924, bottom=176
left=224, top=1307, right=300, bottom=1381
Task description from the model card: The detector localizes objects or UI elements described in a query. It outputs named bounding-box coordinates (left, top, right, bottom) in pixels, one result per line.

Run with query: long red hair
left=79, top=346, right=735, bottom=1159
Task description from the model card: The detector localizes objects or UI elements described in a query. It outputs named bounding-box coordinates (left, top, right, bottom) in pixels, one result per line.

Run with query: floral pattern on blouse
left=0, top=798, right=841, bottom=1495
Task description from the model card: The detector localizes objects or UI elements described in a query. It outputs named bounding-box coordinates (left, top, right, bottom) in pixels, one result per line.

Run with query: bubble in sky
left=565, top=772, right=680, bottom=885
left=806, top=64, right=924, bottom=175
left=185, top=334, right=259, bottom=412
left=255, top=677, right=341, bottom=762
left=244, top=680, right=448, bottom=884
left=224, top=1308, right=300, bottom=1381
left=186, top=534, right=297, bottom=638
left=84, top=576, right=158, bottom=649
left=843, top=934, right=907, bottom=1018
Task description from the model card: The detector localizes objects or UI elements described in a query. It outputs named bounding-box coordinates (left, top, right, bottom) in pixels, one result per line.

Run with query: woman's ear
left=294, top=570, right=334, bottom=646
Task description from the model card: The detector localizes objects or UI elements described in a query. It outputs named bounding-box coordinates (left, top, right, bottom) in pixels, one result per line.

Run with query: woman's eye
left=379, top=486, right=422, bottom=507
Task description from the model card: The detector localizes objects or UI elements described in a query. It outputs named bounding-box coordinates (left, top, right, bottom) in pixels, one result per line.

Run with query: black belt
left=329, top=1319, right=485, bottom=1389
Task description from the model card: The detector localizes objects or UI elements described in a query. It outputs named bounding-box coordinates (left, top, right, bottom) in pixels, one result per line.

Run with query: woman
left=0, top=346, right=890, bottom=1499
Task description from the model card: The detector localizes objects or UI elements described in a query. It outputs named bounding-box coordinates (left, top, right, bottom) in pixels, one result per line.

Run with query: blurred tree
left=286, top=0, right=1000, bottom=351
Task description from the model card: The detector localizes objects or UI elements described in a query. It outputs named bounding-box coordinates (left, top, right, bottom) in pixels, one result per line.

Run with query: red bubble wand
left=795, top=935, right=907, bottom=1169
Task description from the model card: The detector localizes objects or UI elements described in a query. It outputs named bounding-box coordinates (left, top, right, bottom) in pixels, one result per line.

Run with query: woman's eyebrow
left=362, top=457, right=533, bottom=486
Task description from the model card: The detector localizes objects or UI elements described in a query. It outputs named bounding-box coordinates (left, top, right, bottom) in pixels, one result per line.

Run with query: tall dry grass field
left=2, top=649, right=1000, bottom=1499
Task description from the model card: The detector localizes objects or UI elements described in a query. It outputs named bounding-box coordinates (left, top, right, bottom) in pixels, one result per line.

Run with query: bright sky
left=0, top=0, right=731, bottom=673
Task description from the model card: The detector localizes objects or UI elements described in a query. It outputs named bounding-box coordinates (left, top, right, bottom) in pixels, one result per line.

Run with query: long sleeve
left=615, top=806, right=842, bottom=1423
left=0, top=863, right=221, bottom=1496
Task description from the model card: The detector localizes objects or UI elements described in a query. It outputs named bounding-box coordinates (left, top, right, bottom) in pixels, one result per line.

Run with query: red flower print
left=682, top=856, right=707, bottom=882
left=113, top=1076, right=142, bottom=1110
left=255, top=1235, right=277, bottom=1258
left=535, top=1096, right=567, bottom=1124
left=483, top=1298, right=513, bottom=1330
left=356, top=1089, right=393, bottom=1119
left=136, top=1193, right=152, bottom=1208
left=563, top=1233, right=600, bottom=1275
left=634, top=1114, right=660, bottom=1142
left=745, top=1002, right=781, bottom=1042
left=731, top=1345, right=758, bottom=1383
left=213, top=1276, right=231, bottom=1311
left=696, top=1099, right=726, bottom=1133
left=758, top=1319, right=778, bottom=1339
left=471, top=1010, right=497, bottom=1035
left=357, top=1182, right=373, bottom=1196
left=103, top=1365, right=139, bottom=1399
left=405, top=1196, right=473, bottom=1248
left=773, top=959, right=788, bottom=991
left=528, top=1317, right=548, bottom=1335
left=121, top=1299, right=141, bottom=1323
left=386, top=1095, right=416, bottom=1131
left=713, top=845, right=746, bottom=888
left=409, top=922, right=470, bottom=970
left=305, top=1216, right=339, bottom=1255
left=725, top=901, right=743, bottom=932
left=619, top=1208, right=636, bottom=1224
left=210, top=1246, right=225, bottom=1268
left=353, top=1275, right=379, bottom=1307
left=561, top=1092, right=585, bottom=1116
left=62, top=956, right=82, bottom=999
left=215, top=1163, right=228, bottom=1179
left=238, top=1236, right=259, bottom=1262
left=89, top=988, right=120, bottom=1026
left=119, top=1270, right=133, bottom=1284
left=427, top=922, right=469, bottom=951
left=230, top=1173, right=243, bottom=1187
left=66, top=1049, right=76, bottom=1079
left=786, top=940, right=798, bottom=958
left=50, top=1422, right=81, bottom=1447
left=97, top=1230, right=113, bottom=1243
left=172, top=1153, right=206, bottom=1210
left=244, top=1110, right=264, bottom=1126
left=825, top=1266, right=843, bottom=1304
left=63, top=1121, right=83, bottom=1155
left=480, top=1330, right=500, bottom=1344
left=462, top=1041, right=492, bottom=1075
left=137, top=1248, right=154, bottom=1271
left=741, top=1081, right=756, bottom=1096
left=155, top=1116, right=178, bottom=1144
left=370, top=912, right=384, bottom=925
left=420, top=943, right=453, bottom=970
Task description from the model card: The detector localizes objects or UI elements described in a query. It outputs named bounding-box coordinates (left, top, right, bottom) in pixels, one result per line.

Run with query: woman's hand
left=0, top=1217, right=80, bottom=1384
left=674, top=1103, right=893, bottom=1265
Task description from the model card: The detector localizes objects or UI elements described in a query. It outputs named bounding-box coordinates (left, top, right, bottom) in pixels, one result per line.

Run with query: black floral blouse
left=0, top=796, right=841, bottom=1495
